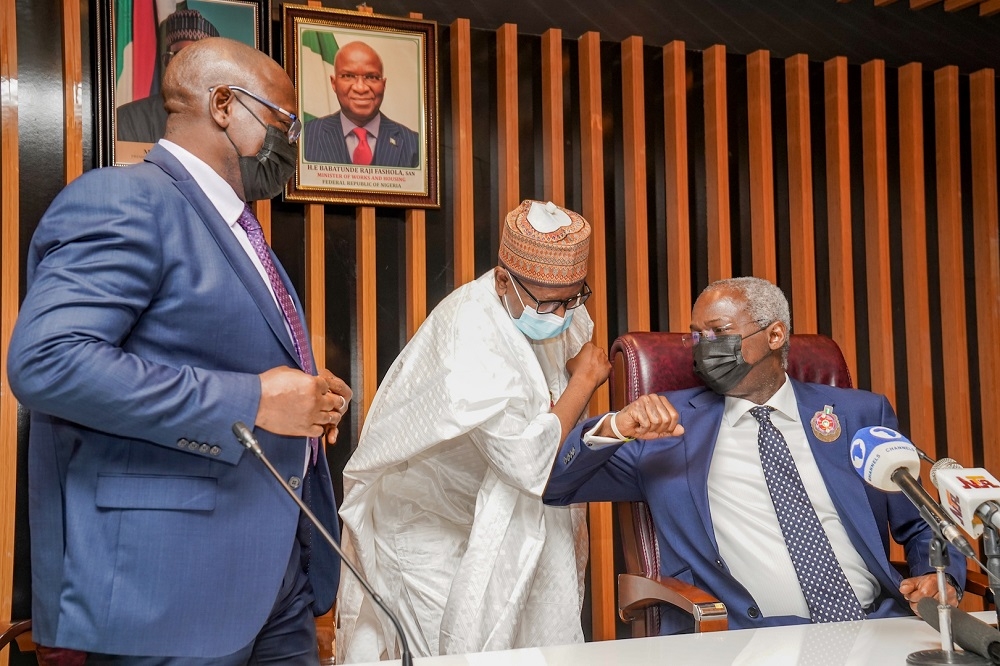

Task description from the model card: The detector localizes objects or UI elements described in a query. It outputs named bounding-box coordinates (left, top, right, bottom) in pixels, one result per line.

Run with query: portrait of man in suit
left=301, top=40, right=420, bottom=168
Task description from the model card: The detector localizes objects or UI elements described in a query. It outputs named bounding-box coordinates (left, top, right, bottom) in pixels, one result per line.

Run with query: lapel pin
left=811, top=405, right=842, bottom=442
left=390, top=137, right=397, bottom=146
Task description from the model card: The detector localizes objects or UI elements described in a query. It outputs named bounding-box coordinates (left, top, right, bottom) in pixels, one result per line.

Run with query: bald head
left=159, top=37, right=296, bottom=200
left=163, top=37, right=290, bottom=121
left=332, top=41, right=386, bottom=127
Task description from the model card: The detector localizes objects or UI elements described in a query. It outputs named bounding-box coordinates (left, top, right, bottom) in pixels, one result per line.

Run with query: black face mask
left=227, top=123, right=297, bottom=201
left=693, top=326, right=770, bottom=395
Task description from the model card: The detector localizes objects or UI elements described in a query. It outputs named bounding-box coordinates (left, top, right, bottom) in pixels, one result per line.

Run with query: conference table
left=352, top=612, right=999, bottom=665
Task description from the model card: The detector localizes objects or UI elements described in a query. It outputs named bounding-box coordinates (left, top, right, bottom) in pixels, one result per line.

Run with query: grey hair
left=704, top=276, right=791, bottom=367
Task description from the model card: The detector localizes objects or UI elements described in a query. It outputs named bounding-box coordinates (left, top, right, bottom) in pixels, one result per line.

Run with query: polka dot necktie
left=236, top=205, right=318, bottom=464
left=750, top=405, right=866, bottom=623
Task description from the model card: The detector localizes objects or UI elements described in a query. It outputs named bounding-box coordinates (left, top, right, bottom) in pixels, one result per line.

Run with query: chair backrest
left=608, top=332, right=853, bottom=635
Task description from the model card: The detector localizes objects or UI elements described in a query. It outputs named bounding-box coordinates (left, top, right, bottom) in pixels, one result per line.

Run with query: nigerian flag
left=300, top=30, right=340, bottom=122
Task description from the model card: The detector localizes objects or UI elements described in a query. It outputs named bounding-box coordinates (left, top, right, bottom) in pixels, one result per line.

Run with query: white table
left=348, top=612, right=998, bottom=665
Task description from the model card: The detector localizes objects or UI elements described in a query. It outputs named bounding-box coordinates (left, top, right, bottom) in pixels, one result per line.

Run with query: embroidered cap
left=165, top=10, right=220, bottom=47
left=498, top=200, right=591, bottom=286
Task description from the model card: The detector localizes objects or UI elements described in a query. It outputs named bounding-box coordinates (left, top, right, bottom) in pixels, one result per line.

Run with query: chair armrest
left=0, top=619, right=34, bottom=653
left=618, top=573, right=728, bottom=632
left=965, top=569, right=992, bottom=601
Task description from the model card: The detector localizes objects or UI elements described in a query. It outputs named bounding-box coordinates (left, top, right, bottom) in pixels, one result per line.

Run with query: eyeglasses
left=160, top=50, right=181, bottom=68
left=337, top=73, right=384, bottom=85
left=214, top=85, right=301, bottom=143
left=508, top=271, right=591, bottom=315
left=681, top=321, right=771, bottom=347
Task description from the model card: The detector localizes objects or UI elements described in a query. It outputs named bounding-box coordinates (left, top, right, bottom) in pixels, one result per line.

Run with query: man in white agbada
left=337, top=200, right=611, bottom=661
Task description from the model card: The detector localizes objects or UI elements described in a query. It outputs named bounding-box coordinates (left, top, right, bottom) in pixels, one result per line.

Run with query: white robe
left=337, top=271, right=591, bottom=662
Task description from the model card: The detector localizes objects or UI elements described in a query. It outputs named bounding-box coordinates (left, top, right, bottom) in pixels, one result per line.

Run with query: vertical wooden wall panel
left=860, top=60, right=896, bottom=405
left=784, top=54, right=818, bottom=334
left=578, top=31, right=614, bottom=642
left=497, top=24, right=520, bottom=224
left=356, top=207, right=377, bottom=423
left=747, top=50, right=777, bottom=282
left=541, top=29, right=565, bottom=204
left=1, top=0, right=18, bottom=652
left=450, top=18, right=475, bottom=287
left=621, top=36, right=651, bottom=332
left=406, top=209, right=428, bottom=338
left=406, top=11, right=428, bottom=338
left=823, top=57, right=858, bottom=378
left=61, top=0, right=82, bottom=183
left=969, top=69, right=1000, bottom=470
left=897, top=63, right=937, bottom=457
left=305, top=205, right=326, bottom=369
left=704, top=45, right=732, bottom=282
left=934, top=66, right=973, bottom=465
left=663, top=40, right=691, bottom=331
left=253, top=200, right=272, bottom=242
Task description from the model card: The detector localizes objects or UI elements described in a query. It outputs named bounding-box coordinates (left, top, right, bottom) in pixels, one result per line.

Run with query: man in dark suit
left=545, top=277, right=965, bottom=635
left=8, top=37, right=350, bottom=664
left=301, top=40, right=420, bottom=168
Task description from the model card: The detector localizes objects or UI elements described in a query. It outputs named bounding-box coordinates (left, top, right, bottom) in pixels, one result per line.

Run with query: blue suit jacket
left=544, top=380, right=966, bottom=634
left=7, top=145, right=341, bottom=657
left=302, top=111, right=420, bottom=167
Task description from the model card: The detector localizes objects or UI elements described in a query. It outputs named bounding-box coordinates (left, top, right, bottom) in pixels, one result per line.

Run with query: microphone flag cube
left=934, top=467, right=1000, bottom=538
left=850, top=426, right=921, bottom=492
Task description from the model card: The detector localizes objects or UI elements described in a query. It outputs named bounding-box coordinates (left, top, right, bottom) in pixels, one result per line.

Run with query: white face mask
left=503, top=278, right=574, bottom=341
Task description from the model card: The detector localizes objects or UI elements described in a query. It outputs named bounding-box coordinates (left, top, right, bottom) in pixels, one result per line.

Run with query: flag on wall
left=115, top=0, right=182, bottom=104
left=299, top=30, right=339, bottom=122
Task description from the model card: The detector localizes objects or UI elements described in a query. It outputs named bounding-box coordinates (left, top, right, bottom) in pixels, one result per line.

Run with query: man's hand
left=565, top=341, right=611, bottom=391
left=595, top=394, right=684, bottom=440
left=256, top=366, right=352, bottom=441
left=902, top=574, right=960, bottom=616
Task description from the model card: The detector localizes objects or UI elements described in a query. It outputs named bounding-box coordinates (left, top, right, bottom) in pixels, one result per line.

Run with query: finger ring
left=339, top=395, right=348, bottom=411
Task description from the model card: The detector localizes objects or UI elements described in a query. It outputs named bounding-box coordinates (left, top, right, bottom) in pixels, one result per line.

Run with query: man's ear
left=493, top=266, right=510, bottom=297
left=329, top=74, right=337, bottom=90
left=768, top=321, right=787, bottom=351
left=208, top=86, right=236, bottom=129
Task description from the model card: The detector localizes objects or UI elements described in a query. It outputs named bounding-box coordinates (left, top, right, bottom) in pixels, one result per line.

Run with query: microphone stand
left=232, top=422, right=414, bottom=666
left=982, top=525, right=1000, bottom=627
left=908, top=537, right=989, bottom=665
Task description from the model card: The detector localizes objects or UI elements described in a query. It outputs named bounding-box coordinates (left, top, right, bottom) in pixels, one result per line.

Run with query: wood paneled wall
left=2, top=0, right=999, bottom=657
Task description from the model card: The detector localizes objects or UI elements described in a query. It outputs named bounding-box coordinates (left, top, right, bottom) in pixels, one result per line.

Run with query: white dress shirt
left=708, top=376, right=879, bottom=618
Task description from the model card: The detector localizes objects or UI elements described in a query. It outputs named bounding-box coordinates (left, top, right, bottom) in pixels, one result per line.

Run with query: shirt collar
left=723, top=373, right=798, bottom=427
left=158, top=139, right=245, bottom=226
left=340, top=112, right=382, bottom=139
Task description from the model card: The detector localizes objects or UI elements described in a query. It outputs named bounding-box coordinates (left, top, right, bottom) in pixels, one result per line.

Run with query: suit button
left=177, top=438, right=189, bottom=448
left=715, top=558, right=725, bottom=569
left=209, top=446, right=221, bottom=457
left=747, top=606, right=759, bottom=619
left=289, top=476, right=301, bottom=489
left=199, top=443, right=210, bottom=453
left=188, top=440, right=200, bottom=451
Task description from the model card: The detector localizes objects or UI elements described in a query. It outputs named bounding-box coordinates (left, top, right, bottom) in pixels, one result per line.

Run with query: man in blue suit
left=545, top=277, right=965, bottom=634
left=8, top=38, right=350, bottom=664
left=301, top=41, right=420, bottom=168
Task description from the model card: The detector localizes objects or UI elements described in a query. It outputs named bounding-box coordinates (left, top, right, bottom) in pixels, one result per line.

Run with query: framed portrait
left=282, top=4, right=440, bottom=208
left=95, top=0, right=271, bottom=167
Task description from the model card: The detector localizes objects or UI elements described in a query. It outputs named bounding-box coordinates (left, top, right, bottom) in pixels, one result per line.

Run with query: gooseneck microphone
left=850, top=426, right=976, bottom=560
left=918, top=597, right=999, bottom=664
left=232, top=422, right=413, bottom=666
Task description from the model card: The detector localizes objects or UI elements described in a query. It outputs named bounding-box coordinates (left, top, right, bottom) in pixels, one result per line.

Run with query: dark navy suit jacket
left=7, top=145, right=341, bottom=657
left=302, top=111, right=420, bottom=167
left=544, top=380, right=966, bottom=634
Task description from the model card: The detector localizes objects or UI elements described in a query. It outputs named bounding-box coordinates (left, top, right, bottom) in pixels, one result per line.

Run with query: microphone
left=850, top=426, right=976, bottom=560
left=232, top=422, right=413, bottom=666
left=918, top=596, right=1000, bottom=663
left=930, top=458, right=1000, bottom=538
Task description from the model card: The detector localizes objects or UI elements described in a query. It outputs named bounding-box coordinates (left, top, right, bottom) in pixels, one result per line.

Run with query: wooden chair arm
left=0, top=619, right=34, bottom=653
left=618, top=573, right=728, bottom=632
left=965, top=569, right=992, bottom=601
